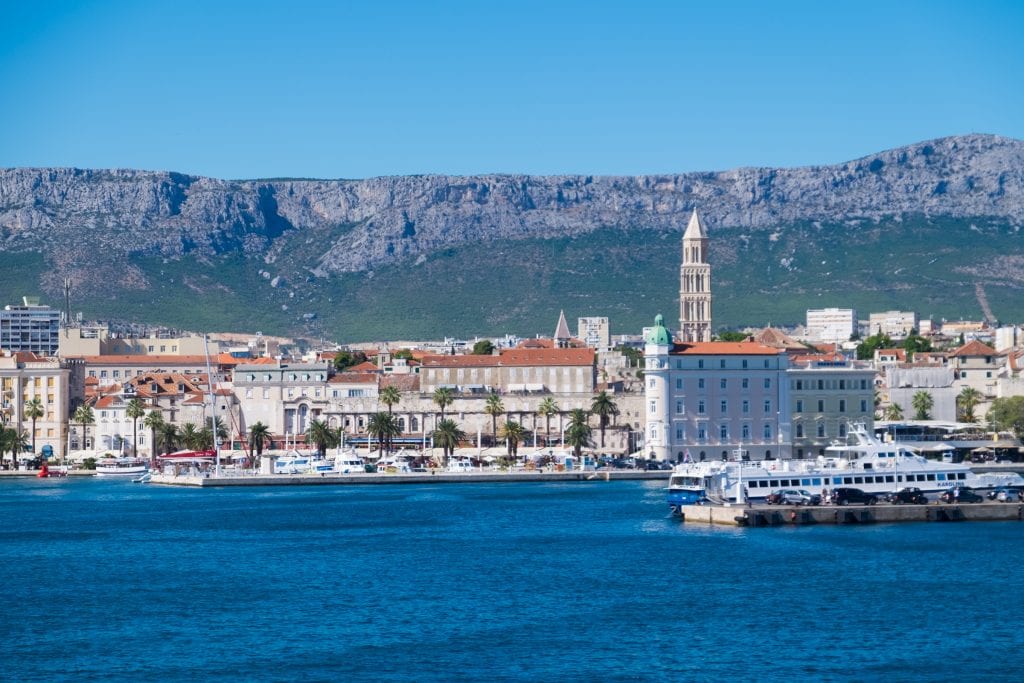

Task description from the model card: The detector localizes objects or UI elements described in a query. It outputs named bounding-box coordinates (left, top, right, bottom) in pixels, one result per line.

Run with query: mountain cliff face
left=0, top=133, right=1022, bottom=338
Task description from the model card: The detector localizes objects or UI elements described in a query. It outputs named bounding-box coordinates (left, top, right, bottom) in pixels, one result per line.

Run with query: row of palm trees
left=880, top=387, right=984, bottom=423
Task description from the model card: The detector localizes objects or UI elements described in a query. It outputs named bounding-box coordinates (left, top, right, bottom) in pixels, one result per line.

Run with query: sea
left=1, top=477, right=1022, bottom=682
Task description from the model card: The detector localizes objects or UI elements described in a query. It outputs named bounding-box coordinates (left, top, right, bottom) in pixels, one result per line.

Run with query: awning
left=920, top=442, right=957, bottom=452
left=525, top=383, right=545, bottom=392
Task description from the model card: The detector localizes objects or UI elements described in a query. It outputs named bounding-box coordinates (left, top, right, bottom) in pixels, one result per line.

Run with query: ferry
left=95, top=457, right=149, bottom=477
left=667, top=422, right=1024, bottom=512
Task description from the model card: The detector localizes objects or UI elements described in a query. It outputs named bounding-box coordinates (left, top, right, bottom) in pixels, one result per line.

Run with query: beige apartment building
left=0, top=351, right=70, bottom=459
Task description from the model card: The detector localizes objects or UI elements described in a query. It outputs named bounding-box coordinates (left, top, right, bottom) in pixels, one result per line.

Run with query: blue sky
left=1, top=0, right=1021, bottom=178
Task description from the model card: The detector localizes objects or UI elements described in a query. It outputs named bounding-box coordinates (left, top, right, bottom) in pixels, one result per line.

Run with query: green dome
left=645, top=314, right=671, bottom=345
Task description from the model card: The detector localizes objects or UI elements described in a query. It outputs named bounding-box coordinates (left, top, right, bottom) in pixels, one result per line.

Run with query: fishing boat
left=667, top=422, right=1024, bottom=512
left=95, top=457, right=149, bottom=477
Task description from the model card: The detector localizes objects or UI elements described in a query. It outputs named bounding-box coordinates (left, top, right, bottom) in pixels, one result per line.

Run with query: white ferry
left=95, top=457, right=149, bottom=477
left=667, top=423, right=1024, bottom=512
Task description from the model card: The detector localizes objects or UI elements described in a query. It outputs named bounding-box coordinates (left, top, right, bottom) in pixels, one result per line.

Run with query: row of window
left=746, top=471, right=968, bottom=488
left=795, top=399, right=870, bottom=413
left=668, top=377, right=774, bottom=391
left=671, top=399, right=774, bottom=415
left=671, top=423, right=774, bottom=441
left=795, top=423, right=851, bottom=439
left=671, top=358, right=775, bottom=370
left=793, top=378, right=870, bottom=391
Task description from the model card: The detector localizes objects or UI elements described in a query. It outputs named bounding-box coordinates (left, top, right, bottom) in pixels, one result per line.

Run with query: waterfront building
left=577, top=316, right=610, bottom=351
left=58, top=327, right=220, bottom=358
left=867, top=310, right=918, bottom=338
left=678, top=209, right=712, bottom=343
left=1, top=298, right=60, bottom=356
left=232, top=362, right=332, bottom=446
left=805, top=308, right=857, bottom=343
left=949, top=340, right=1001, bottom=412
left=644, top=314, right=791, bottom=462
left=787, top=354, right=876, bottom=458
left=0, top=351, right=69, bottom=458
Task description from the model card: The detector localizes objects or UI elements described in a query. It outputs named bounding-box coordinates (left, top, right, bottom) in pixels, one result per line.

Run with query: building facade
left=577, top=316, right=610, bottom=351
left=805, top=308, right=858, bottom=343
left=1, top=299, right=60, bottom=356
left=644, top=315, right=791, bottom=462
left=788, top=357, right=876, bottom=458
left=867, top=310, right=918, bottom=338
left=0, top=351, right=70, bottom=459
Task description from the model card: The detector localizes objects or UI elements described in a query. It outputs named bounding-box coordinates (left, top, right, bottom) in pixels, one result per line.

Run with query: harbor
left=148, top=469, right=668, bottom=487
left=678, top=501, right=1024, bottom=526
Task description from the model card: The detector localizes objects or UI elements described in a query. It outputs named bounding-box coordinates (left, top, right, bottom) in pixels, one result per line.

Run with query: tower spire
left=679, top=209, right=712, bottom=342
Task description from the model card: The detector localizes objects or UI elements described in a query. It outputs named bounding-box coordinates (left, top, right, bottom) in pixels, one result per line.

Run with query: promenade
left=150, top=469, right=669, bottom=487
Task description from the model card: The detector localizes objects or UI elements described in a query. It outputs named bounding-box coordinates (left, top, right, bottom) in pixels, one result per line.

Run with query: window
left=649, top=400, right=657, bottom=413
left=817, top=379, right=824, bottom=390
left=839, top=399, right=846, bottom=412
left=648, top=378, right=656, bottom=388
left=817, top=400, right=824, bottom=412
left=796, top=424, right=804, bottom=438
left=675, top=378, right=683, bottom=389
left=764, top=424, right=772, bottom=439
left=764, top=378, right=771, bottom=389
left=675, top=425, right=685, bottom=440
left=698, top=378, right=705, bottom=389
left=675, top=400, right=684, bottom=415
left=861, top=379, right=867, bottom=389
left=839, top=423, right=847, bottom=437
left=817, top=423, right=825, bottom=438
left=698, top=400, right=706, bottom=415
left=262, top=388, right=270, bottom=399
left=742, top=424, right=750, bottom=439
left=720, top=424, right=728, bottom=439
left=720, top=400, right=727, bottom=413
left=160, top=345, right=166, bottom=352
left=720, top=359, right=726, bottom=369
left=148, top=345, right=154, bottom=352
left=720, top=378, right=727, bottom=389
left=764, top=360, right=770, bottom=368
left=795, top=380, right=803, bottom=390
left=742, top=378, right=749, bottom=389
left=764, top=399, right=771, bottom=413
left=742, top=400, right=750, bottom=414
left=860, top=400, right=868, bottom=412
left=698, top=424, right=707, bottom=440
left=698, top=360, right=704, bottom=369
left=796, top=400, right=803, bottom=412
left=742, top=359, right=748, bottom=369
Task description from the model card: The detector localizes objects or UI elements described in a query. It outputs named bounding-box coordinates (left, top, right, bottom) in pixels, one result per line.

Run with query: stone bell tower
left=678, top=208, right=712, bottom=342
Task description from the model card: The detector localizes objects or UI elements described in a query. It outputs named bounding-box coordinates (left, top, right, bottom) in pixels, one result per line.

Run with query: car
left=886, top=487, right=928, bottom=505
left=644, top=460, right=673, bottom=471
left=987, top=487, right=1021, bottom=503
left=766, top=489, right=819, bottom=506
left=939, top=486, right=983, bottom=504
left=832, top=487, right=878, bottom=506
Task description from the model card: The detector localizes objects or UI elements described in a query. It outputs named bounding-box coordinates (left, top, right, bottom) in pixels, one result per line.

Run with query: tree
left=498, top=420, right=527, bottom=466
left=856, top=333, right=893, bottom=361
left=379, top=385, right=401, bottom=415
left=432, top=387, right=454, bottom=421
left=72, top=404, right=95, bottom=452
left=987, top=396, right=1024, bottom=438
left=392, top=349, right=414, bottom=361
left=902, top=333, right=932, bottom=361
left=180, top=423, right=204, bottom=451
left=306, top=418, right=338, bottom=459
left=957, top=387, right=983, bottom=424
left=471, top=339, right=495, bottom=355
left=564, top=408, right=593, bottom=460
left=248, top=421, right=272, bottom=459
left=883, top=403, right=904, bottom=421
left=158, top=423, right=180, bottom=453
left=198, top=417, right=228, bottom=450
left=537, top=397, right=560, bottom=444
left=125, top=398, right=146, bottom=457
left=484, top=393, right=505, bottom=445
left=143, top=410, right=165, bottom=460
left=911, top=390, right=934, bottom=420
left=715, top=331, right=748, bottom=342
left=23, top=397, right=44, bottom=456
left=432, top=418, right=466, bottom=466
left=590, top=391, right=618, bottom=449
left=333, top=350, right=368, bottom=371
left=367, top=411, right=401, bottom=458
left=0, top=427, right=29, bottom=469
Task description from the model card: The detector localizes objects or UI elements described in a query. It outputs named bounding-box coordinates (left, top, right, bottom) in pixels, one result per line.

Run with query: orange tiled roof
left=670, top=342, right=782, bottom=356
left=381, top=374, right=420, bottom=392
left=950, top=340, right=996, bottom=357
left=346, top=361, right=380, bottom=373
left=328, top=373, right=379, bottom=384
left=73, top=354, right=223, bottom=366
left=420, top=348, right=595, bottom=368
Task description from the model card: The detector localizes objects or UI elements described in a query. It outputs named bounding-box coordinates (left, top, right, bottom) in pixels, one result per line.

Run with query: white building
left=867, top=311, right=918, bottom=338
left=643, top=315, right=791, bottom=462
left=1, top=298, right=61, bottom=356
left=577, top=316, right=610, bottom=351
left=805, top=308, right=857, bottom=343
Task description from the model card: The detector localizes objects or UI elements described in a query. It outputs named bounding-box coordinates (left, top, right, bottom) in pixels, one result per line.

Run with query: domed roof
left=645, top=314, right=671, bottom=345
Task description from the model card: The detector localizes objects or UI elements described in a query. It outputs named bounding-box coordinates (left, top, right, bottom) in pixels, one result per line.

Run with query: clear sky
left=1, top=0, right=1021, bottom=179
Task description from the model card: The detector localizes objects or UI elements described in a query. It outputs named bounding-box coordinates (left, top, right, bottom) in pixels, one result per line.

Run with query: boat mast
left=203, top=335, right=220, bottom=477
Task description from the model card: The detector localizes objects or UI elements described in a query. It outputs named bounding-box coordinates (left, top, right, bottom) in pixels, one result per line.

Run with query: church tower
left=678, top=209, right=712, bottom=342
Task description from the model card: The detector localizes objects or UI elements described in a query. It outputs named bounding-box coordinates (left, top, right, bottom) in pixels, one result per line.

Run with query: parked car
left=766, top=489, right=820, bottom=505
left=644, top=460, right=673, bottom=471
left=886, top=487, right=928, bottom=505
left=832, top=487, right=878, bottom=506
left=987, top=487, right=1021, bottom=502
left=939, top=486, right=984, bottom=504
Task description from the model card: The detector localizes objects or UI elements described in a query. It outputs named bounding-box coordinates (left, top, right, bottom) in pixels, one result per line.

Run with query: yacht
left=95, top=457, right=149, bottom=477
left=667, top=422, right=1024, bottom=512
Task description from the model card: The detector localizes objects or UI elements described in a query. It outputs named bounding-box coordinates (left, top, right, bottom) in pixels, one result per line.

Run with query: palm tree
left=125, top=398, right=146, bottom=457
left=432, top=418, right=466, bottom=466
left=306, top=418, right=338, bottom=459
left=143, top=410, right=165, bottom=460
left=199, top=417, right=229, bottom=450
left=432, top=386, right=454, bottom=421
left=884, top=403, right=904, bottom=421
left=72, top=404, right=95, bottom=452
left=911, top=390, right=934, bottom=421
left=379, top=385, right=401, bottom=415
left=0, top=427, right=29, bottom=469
left=367, top=411, right=401, bottom=458
left=158, top=423, right=180, bottom=453
left=537, top=397, right=560, bottom=445
left=498, top=420, right=527, bottom=467
left=564, top=408, right=593, bottom=460
left=957, top=386, right=983, bottom=423
left=484, top=393, right=505, bottom=446
left=590, top=391, right=618, bottom=449
left=23, top=397, right=44, bottom=456
left=248, top=421, right=272, bottom=459
left=180, top=423, right=204, bottom=451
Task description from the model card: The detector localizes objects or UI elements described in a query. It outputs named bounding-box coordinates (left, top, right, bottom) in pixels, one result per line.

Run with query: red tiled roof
left=328, top=373, right=378, bottom=384
left=420, top=348, right=595, bottom=367
left=669, top=342, right=782, bottom=356
left=346, top=361, right=380, bottom=373
left=950, top=340, right=996, bottom=357
left=73, top=355, right=222, bottom=366
left=381, top=374, right=420, bottom=392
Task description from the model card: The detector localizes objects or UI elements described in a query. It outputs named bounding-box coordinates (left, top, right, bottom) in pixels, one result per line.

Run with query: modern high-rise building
left=805, top=308, right=857, bottom=343
left=678, top=209, right=712, bottom=343
left=577, top=316, right=610, bottom=351
left=0, top=297, right=60, bottom=356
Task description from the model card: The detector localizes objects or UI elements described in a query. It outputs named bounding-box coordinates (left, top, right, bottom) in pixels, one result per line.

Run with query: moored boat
left=95, top=457, right=149, bottom=477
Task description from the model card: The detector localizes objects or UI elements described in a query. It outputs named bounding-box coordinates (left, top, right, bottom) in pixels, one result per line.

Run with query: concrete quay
left=149, top=469, right=669, bottom=487
left=679, top=502, right=1024, bottom=527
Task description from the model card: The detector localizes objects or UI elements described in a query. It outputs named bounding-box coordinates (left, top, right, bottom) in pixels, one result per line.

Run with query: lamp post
left=734, top=446, right=745, bottom=506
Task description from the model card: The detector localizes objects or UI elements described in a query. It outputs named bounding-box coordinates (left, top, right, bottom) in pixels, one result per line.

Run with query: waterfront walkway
left=150, top=469, right=668, bottom=487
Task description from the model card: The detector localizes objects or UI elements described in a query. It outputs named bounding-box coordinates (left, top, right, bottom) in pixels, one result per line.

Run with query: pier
left=149, top=470, right=669, bottom=487
left=678, top=502, right=1024, bottom=526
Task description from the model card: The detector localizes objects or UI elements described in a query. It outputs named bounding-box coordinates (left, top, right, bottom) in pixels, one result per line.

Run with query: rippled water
left=1, top=477, right=1021, bottom=682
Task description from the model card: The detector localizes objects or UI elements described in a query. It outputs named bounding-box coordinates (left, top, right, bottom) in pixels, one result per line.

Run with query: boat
left=335, top=452, right=366, bottom=474
left=95, top=457, right=149, bottom=477
left=666, top=422, right=1024, bottom=512
left=273, top=451, right=333, bottom=474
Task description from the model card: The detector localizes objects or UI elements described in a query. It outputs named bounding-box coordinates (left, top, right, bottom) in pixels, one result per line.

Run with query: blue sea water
left=1, top=477, right=1022, bottom=682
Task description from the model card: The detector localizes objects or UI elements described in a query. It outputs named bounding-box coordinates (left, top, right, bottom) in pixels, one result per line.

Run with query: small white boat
left=95, top=457, right=149, bottom=477
left=335, top=452, right=366, bottom=474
